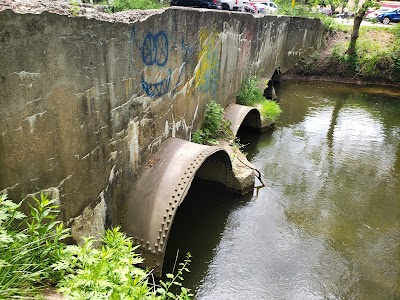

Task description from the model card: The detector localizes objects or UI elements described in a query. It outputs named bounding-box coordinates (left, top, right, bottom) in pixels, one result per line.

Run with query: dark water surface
left=164, top=81, right=400, bottom=300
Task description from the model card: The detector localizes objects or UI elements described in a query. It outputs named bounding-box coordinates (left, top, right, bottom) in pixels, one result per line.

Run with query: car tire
left=221, top=3, right=229, bottom=10
left=383, top=17, right=391, bottom=24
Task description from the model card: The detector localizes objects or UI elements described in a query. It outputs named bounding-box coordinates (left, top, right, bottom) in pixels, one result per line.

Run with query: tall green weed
left=55, top=228, right=192, bottom=299
left=0, top=193, right=69, bottom=299
left=0, top=193, right=193, bottom=299
left=191, top=101, right=233, bottom=145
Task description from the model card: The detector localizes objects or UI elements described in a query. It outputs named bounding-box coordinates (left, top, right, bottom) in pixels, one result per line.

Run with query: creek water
left=163, top=81, right=400, bottom=299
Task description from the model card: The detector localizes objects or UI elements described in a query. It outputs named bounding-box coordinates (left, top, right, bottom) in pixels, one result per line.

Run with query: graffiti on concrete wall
left=130, top=26, right=191, bottom=98
left=129, top=26, right=224, bottom=98
left=141, top=31, right=169, bottom=67
left=195, top=28, right=221, bottom=95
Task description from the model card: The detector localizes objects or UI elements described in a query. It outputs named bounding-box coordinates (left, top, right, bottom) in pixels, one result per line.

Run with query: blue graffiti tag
left=141, top=71, right=171, bottom=98
left=141, top=31, right=169, bottom=66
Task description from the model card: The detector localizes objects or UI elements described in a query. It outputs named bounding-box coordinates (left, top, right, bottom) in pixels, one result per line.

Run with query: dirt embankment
left=284, top=28, right=400, bottom=87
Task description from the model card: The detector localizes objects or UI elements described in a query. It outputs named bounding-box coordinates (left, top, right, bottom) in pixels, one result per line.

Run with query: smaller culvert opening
left=194, top=151, right=231, bottom=187
left=237, top=110, right=261, bottom=133
left=162, top=178, right=252, bottom=291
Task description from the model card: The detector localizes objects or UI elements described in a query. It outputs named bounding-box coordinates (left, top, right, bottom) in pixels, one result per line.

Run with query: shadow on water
left=236, top=127, right=274, bottom=161
left=162, top=178, right=253, bottom=291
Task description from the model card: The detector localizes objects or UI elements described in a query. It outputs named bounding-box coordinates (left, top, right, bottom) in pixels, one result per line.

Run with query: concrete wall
left=0, top=7, right=323, bottom=240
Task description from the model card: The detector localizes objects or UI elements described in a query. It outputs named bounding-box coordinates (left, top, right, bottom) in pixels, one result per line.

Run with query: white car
left=243, top=1, right=268, bottom=13
left=260, top=1, right=278, bottom=13
left=219, top=0, right=243, bottom=11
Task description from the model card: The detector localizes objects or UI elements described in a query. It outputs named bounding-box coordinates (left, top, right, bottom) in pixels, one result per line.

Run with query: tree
left=346, top=0, right=375, bottom=56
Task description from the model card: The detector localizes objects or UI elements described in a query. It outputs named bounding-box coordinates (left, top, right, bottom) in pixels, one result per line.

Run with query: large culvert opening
left=162, top=177, right=252, bottom=291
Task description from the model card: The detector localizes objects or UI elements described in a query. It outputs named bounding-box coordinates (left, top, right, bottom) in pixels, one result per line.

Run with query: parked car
left=377, top=8, right=400, bottom=24
left=258, top=1, right=278, bottom=13
left=319, top=7, right=332, bottom=16
left=335, top=11, right=354, bottom=18
left=170, top=0, right=218, bottom=9
left=218, top=0, right=243, bottom=11
left=242, top=1, right=256, bottom=13
left=243, top=1, right=268, bottom=13
left=366, top=7, right=392, bottom=20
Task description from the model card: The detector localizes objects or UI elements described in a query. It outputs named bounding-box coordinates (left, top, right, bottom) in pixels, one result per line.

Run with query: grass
left=258, top=100, right=283, bottom=122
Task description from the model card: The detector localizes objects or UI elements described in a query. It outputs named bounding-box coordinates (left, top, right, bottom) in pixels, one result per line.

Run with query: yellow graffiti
left=194, top=28, right=220, bottom=95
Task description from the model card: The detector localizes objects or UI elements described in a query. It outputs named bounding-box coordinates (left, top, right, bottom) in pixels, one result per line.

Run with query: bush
left=0, top=193, right=193, bottom=299
left=55, top=228, right=193, bottom=299
left=237, top=76, right=264, bottom=106
left=113, top=0, right=164, bottom=11
left=191, top=101, right=233, bottom=145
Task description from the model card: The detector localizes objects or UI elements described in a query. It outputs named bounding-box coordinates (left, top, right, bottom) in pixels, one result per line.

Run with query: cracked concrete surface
left=0, top=1, right=323, bottom=242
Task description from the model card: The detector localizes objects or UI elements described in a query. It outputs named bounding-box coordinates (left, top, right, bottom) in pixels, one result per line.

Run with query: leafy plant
left=157, top=252, right=193, bottom=300
left=55, top=227, right=155, bottom=299
left=191, top=101, right=233, bottom=146
left=55, top=227, right=193, bottom=300
left=0, top=193, right=69, bottom=299
left=69, top=0, right=81, bottom=17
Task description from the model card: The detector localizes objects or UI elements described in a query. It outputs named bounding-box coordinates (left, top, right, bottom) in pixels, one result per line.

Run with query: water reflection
left=169, top=82, right=400, bottom=299
left=163, top=178, right=252, bottom=289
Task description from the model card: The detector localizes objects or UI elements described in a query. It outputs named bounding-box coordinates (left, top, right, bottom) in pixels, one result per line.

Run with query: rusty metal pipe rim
left=121, top=137, right=235, bottom=276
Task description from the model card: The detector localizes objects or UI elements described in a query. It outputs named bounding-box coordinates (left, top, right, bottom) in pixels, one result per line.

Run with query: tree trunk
left=346, top=1, right=371, bottom=56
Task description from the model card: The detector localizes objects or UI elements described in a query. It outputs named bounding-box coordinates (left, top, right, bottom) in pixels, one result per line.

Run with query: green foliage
left=0, top=193, right=70, bottom=299
left=158, top=253, right=193, bottom=300
left=237, top=76, right=265, bottom=106
left=69, top=0, right=81, bottom=16
left=258, top=100, right=283, bottom=122
left=237, top=76, right=282, bottom=122
left=330, top=27, right=400, bottom=79
left=273, top=0, right=315, bottom=17
left=55, top=228, right=152, bottom=299
left=191, top=101, right=233, bottom=146
left=55, top=227, right=192, bottom=299
left=113, top=0, right=164, bottom=11
left=0, top=193, right=192, bottom=299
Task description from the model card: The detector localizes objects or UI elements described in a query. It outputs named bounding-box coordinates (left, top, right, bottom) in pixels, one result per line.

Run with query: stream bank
left=285, top=25, right=400, bottom=87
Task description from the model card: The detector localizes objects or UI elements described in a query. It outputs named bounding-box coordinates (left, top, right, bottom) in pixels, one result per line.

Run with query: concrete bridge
left=0, top=4, right=323, bottom=275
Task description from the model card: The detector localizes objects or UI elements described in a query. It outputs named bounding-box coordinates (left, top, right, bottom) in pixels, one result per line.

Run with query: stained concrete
left=0, top=5, right=323, bottom=240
